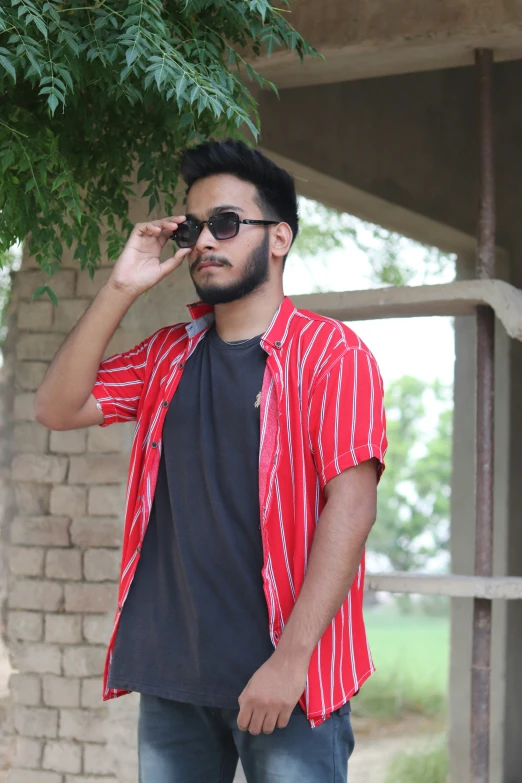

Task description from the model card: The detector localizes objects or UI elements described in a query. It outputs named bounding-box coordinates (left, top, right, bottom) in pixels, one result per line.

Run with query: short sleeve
left=91, top=338, right=151, bottom=427
left=308, top=349, right=387, bottom=491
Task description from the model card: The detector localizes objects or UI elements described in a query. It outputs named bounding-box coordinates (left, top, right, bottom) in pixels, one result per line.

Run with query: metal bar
left=471, top=48, right=496, bottom=783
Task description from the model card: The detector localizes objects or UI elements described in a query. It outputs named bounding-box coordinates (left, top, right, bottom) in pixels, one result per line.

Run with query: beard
left=190, top=231, right=270, bottom=306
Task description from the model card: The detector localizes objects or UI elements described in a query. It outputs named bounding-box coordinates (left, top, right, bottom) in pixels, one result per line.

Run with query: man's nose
left=194, top=223, right=218, bottom=254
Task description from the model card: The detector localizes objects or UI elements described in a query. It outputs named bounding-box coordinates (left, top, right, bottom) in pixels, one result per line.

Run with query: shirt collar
left=185, top=296, right=297, bottom=350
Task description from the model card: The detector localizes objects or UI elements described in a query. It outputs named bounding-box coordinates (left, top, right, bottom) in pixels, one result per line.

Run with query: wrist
left=103, top=278, right=140, bottom=305
left=273, top=636, right=313, bottom=670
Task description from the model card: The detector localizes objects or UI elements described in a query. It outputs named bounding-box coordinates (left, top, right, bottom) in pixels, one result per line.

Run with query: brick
left=9, top=580, right=64, bottom=612
left=16, top=270, right=76, bottom=300
left=50, top=429, right=87, bottom=455
left=8, top=771, right=62, bottom=783
left=13, top=422, right=49, bottom=453
left=11, top=517, right=70, bottom=547
left=70, top=517, right=122, bottom=548
left=68, top=455, right=128, bottom=484
left=76, top=267, right=112, bottom=298
left=14, top=393, right=36, bottom=421
left=63, top=647, right=105, bottom=678
left=15, top=362, right=48, bottom=391
left=87, top=425, right=127, bottom=453
left=80, top=678, right=102, bottom=709
left=65, top=778, right=118, bottom=783
left=11, top=454, right=68, bottom=484
left=18, top=301, right=54, bottom=330
left=10, top=674, right=41, bottom=706
left=64, top=583, right=117, bottom=614
left=8, top=611, right=43, bottom=642
left=9, top=546, right=45, bottom=577
left=50, top=485, right=87, bottom=517
left=87, top=485, right=125, bottom=517
left=45, top=614, right=82, bottom=644
left=83, top=549, right=120, bottom=582
left=82, top=614, right=112, bottom=645
left=11, top=643, right=62, bottom=675
left=46, top=549, right=82, bottom=581
left=42, top=676, right=80, bottom=709
left=43, top=740, right=82, bottom=774
left=13, top=705, right=58, bottom=739
left=50, top=299, right=90, bottom=333
left=16, top=333, right=65, bottom=362
left=14, top=484, right=51, bottom=515
left=12, top=736, right=43, bottom=769
left=83, top=743, right=113, bottom=775
left=59, top=709, right=106, bottom=743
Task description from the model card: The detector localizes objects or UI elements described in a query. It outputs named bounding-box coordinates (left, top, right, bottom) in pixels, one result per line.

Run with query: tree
left=368, top=375, right=452, bottom=573
left=0, top=0, right=317, bottom=302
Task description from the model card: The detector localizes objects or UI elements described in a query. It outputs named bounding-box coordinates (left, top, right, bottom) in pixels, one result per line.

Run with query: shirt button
left=162, top=400, right=169, bottom=408
left=178, top=361, right=185, bottom=369
left=151, top=441, right=158, bottom=448
left=118, top=605, right=123, bottom=613
left=136, top=545, right=141, bottom=554
left=274, top=341, right=282, bottom=349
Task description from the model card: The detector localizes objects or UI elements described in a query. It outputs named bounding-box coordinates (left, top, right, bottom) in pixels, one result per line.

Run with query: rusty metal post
left=471, top=48, right=495, bottom=783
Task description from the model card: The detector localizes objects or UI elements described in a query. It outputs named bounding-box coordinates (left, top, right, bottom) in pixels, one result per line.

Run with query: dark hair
left=180, top=139, right=299, bottom=263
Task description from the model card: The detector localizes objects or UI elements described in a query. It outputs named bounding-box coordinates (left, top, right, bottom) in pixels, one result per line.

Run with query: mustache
left=190, top=254, right=231, bottom=273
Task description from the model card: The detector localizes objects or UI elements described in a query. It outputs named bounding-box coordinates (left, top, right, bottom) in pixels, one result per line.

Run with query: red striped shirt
left=92, top=296, right=387, bottom=727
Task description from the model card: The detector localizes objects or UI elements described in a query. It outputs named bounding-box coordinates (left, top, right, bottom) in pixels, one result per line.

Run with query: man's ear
left=271, top=222, right=293, bottom=261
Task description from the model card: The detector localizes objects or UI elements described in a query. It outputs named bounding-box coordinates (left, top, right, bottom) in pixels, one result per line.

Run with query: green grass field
left=352, top=606, right=450, bottom=720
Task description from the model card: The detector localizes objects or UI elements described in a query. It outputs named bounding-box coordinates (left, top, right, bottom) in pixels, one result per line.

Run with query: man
left=35, top=139, right=387, bottom=783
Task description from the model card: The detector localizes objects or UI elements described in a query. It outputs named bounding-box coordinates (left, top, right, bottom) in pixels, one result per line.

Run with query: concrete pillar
left=449, top=250, right=511, bottom=783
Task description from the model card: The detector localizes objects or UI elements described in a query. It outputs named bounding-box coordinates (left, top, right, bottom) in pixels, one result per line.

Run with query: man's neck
left=213, top=287, right=284, bottom=343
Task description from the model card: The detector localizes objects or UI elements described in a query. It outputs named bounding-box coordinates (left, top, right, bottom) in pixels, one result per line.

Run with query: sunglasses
left=171, top=211, right=278, bottom=248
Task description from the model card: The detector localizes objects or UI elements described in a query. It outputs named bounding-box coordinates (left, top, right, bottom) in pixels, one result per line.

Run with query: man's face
left=184, top=173, right=274, bottom=306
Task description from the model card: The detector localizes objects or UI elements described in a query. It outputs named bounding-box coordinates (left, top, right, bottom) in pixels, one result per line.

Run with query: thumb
left=159, top=247, right=192, bottom=279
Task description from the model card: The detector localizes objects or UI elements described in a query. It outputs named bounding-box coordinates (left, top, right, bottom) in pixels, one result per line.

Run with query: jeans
left=138, top=694, right=355, bottom=783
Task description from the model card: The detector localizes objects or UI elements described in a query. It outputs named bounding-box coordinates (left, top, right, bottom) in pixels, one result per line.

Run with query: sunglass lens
left=172, top=220, right=198, bottom=248
left=212, top=213, right=239, bottom=240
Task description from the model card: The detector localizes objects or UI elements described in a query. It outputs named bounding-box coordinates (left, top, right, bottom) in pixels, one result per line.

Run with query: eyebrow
left=185, top=204, right=245, bottom=221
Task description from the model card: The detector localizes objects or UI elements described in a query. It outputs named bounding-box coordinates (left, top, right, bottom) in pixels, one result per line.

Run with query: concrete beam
left=261, top=147, right=481, bottom=256
left=291, top=280, right=522, bottom=341
left=367, top=573, right=522, bottom=599
left=250, top=0, right=522, bottom=88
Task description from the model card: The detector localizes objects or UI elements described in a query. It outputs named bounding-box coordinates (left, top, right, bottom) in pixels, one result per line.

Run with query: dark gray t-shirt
left=108, top=325, right=275, bottom=707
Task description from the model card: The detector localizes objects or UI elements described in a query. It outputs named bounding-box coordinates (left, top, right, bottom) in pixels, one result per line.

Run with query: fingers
left=261, top=711, right=279, bottom=735
left=245, top=710, right=267, bottom=736
left=237, top=703, right=253, bottom=733
left=135, top=216, right=186, bottom=237
left=158, top=246, right=191, bottom=278
left=275, top=710, right=292, bottom=730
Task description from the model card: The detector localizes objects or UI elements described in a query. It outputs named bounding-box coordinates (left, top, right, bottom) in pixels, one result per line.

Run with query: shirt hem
left=107, top=676, right=242, bottom=710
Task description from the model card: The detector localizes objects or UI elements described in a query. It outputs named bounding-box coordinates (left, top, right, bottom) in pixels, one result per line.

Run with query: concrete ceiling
left=249, top=1, right=522, bottom=88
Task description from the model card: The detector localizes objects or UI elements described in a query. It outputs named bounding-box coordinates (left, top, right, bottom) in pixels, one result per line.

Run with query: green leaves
left=1, top=0, right=318, bottom=303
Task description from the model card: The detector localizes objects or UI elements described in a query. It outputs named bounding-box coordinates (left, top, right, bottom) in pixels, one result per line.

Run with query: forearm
left=274, top=469, right=377, bottom=666
left=34, top=282, right=136, bottom=427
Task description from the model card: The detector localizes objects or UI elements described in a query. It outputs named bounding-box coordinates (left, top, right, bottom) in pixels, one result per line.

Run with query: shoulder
left=292, top=306, right=376, bottom=361
left=138, top=322, right=190, bottom=364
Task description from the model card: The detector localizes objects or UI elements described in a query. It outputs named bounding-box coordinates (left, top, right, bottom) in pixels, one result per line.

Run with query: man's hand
left=108, top=216, right=192, bottom=300
left=237, top=650, right=309, bottom=735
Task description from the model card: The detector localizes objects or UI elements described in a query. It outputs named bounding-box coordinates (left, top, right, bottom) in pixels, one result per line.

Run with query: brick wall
left=1, top=184, right=205, bottom=779
left=3, top=247, right=135, bottom=781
